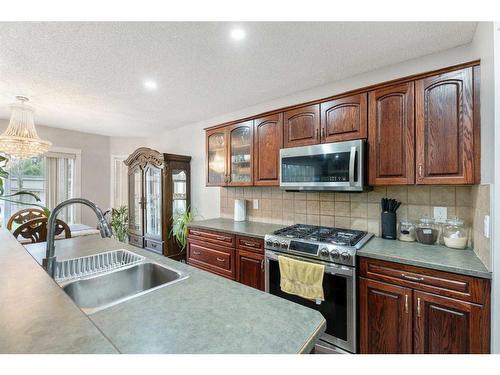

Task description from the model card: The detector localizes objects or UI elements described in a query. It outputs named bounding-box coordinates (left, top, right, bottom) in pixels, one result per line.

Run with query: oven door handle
left=265, top=250, right=355, bottom=278
left=348, top=146, right=356, bottom=187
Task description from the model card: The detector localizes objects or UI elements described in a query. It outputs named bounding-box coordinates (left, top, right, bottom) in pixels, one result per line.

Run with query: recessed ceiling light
left=230, top=28, right=246, bottom=41
left=143, top=79, right=158, bottom=91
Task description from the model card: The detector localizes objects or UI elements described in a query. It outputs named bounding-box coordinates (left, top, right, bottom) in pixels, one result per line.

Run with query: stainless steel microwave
left=280, top=139, right=366, bottom=191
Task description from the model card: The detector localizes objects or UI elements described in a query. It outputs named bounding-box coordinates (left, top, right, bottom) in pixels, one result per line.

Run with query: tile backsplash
left=471, top=184, right=491, bottom=270
left=220, top=185, right=491, bottom=270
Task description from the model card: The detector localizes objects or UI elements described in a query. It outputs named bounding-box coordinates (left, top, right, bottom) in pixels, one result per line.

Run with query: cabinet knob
left=315, top=128, right=319, bottom=140
left=321, top=128, right=325, bottom=139
left=418, top=164, right=423, bottom=178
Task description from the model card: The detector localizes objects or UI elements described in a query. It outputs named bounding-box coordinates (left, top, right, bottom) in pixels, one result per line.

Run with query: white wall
left=141, top=30, right=490, bottom=221
left=0, top=120, right=111, bottom=226
left=491, top=22, right=500, bottom=355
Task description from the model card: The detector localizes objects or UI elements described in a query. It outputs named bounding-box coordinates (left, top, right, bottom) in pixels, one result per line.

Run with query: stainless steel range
left=264, top=224, right=373, bottom=354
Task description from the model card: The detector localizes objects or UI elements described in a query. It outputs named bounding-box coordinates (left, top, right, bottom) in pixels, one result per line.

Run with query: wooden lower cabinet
left=359, top=278, right=412, bottom=354
left=359, top=257, right=490, bottom=354
left=413, top=291, right=489, bottom=354
left=187, top=229, right=265, bottom=291
left=236, top=249, right=265, bottom=291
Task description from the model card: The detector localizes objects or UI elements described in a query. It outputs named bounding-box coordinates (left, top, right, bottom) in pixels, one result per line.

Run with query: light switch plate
left=484, top=215, right=490, bottom=238
left=253, top=199, right=259, bottom=210
left=433, top=206, right=448, bottom=222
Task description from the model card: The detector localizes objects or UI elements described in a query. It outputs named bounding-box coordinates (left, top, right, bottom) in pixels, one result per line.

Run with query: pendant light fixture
left=0, top=96, right=51, bottom=159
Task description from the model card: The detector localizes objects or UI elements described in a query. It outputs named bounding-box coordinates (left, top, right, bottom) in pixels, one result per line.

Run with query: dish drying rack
left=54, top=249, right=145, bottom=282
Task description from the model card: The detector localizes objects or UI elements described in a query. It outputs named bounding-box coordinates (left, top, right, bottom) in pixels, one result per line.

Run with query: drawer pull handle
left=242, top=241, right=256, bottom=247
left=193, top=251, right=201, bottom=255
left=261, top=259, right=265, bottom=272
left=401, top=273, right=424, bottom=282
left=404, top=294, right=409, bottom=314
left=191, top=231, right=201, bottom=236
left=216, top=257, right=226, bottom=263
left=216, top=236, right=228, bottom=241
left=417, top=297, right=421, bottom=318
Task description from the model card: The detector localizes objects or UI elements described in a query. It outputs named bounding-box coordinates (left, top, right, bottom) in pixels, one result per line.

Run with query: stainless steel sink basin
left=61, top=261, right=187, bottom=314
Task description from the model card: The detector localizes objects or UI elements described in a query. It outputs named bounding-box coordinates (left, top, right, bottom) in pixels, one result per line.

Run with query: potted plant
left=170, top=208, right=195, bottom=252
left=110, top=205, right=128, bottom=243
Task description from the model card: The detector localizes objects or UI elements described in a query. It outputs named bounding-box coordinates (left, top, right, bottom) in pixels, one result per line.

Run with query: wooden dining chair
left=6, top=208, right=47, bottom=231
left=12, top=217, right=72, bottom=244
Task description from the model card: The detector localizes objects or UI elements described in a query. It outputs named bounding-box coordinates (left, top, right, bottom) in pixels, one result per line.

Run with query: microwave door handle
left=348, top=146, right=356, bottom=186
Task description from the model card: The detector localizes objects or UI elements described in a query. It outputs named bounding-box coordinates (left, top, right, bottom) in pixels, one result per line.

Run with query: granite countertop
left=188, top=218, right=285, bottom=239
left=0, top=230, right=117, bottom=354
left=4, top=231, right=325, bottom=354
left=359, top=237, right=491, bottom=279
left=188, top=218, right=491, bottom=280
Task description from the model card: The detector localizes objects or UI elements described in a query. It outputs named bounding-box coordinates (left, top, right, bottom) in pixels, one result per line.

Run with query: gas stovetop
left=264, top=224, right=373, bottom=267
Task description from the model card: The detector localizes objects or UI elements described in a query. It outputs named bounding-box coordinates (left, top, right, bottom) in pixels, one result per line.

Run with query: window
left=0, top=148, right=81, bottom=228
left=111, top=155, right=128, bottom=208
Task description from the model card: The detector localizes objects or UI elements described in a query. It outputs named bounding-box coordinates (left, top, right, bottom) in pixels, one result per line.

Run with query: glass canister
left=398, top=219, right=416, bottom=242
left=443, top=218, right=469, bottom=249
left=415, top=218, right=439, bottom=245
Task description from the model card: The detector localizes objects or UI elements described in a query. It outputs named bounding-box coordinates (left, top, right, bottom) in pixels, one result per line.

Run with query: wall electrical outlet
left=433, top=206, right=448, bottom=222
left=253, top=199, right=259, bottom=210
left=484, top=215, right=490, bottom=238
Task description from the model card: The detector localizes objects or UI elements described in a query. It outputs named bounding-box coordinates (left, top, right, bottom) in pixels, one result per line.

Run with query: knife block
left=381, top=212, right=397, bottom=240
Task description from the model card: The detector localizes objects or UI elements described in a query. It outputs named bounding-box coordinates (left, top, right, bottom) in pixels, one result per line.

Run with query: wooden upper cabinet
left=206, top=128, right=228, bottom=186
left=413, top=291, right=490, bottom=354
left=253, top=113, right=283, bottom=186
left=368, top=82, right=415, bottom=185
left=227, top=121, right=253, bottom=186
left=320, top=93, right=367, bottom=143
left=415, top=67, right=475, bottom=184
left=359, top=278, right=413, bottom=354
left=283, top=104, right=320, bottom=148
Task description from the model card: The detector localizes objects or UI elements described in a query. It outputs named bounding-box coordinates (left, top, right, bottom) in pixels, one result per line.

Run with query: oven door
left=280, top=139, right=365, bottom=191
left=265, top=250, right=356, bottom=353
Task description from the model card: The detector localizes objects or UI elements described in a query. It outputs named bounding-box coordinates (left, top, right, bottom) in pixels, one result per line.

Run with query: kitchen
left=0, top=5, right=499, bottom=375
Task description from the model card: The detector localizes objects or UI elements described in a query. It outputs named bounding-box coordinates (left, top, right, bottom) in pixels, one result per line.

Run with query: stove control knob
left=330, top=250, right=340, bottom=258
left=266, top=240, right=273, bottom=247
left=281, top=241, right=288, bottom=249
left=319, top=247, right=329, bottom=257
left=273, top=240, right=280, bottom=248
left=341, top=252, right=351, bottom=261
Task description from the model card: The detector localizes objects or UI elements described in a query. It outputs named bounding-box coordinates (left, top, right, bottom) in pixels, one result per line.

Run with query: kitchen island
left=0, top=229, right=325, bottom=354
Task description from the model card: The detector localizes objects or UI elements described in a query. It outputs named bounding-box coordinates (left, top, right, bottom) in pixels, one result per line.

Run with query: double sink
left=54, top=249, right=188, bottom=314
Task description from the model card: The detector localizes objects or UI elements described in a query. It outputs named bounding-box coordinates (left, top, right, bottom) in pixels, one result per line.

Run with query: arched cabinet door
left=320, top=93, right=367, bottom=143
left=368, top=82, right=415, bottom=185
left=253, top=113, right=283, bottom=186
left=206, top=128, right=228, bottom=186
left=415, top=67, right=475, bottom=184
left=227, top=121, right=253, bottom=186
left=283, top=104, right=320, bottom=148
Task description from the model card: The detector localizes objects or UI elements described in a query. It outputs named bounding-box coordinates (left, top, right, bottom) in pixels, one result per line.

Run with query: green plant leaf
left=1, top=190, right=42, bottom=202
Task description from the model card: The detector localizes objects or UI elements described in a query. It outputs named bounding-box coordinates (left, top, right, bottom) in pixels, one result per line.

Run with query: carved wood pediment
left=124, top=147, right=164, bottom=169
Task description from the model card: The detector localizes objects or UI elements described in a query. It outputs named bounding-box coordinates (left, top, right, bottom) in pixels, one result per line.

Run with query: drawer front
left=187, top=240, right=234, bottom=279
left=236, top=235, right=264, bottom=254
left=188, top=228, right=235, bottom=247
left=359, top=257, right=489, bottom=304
left=129, top=234, right=144, bottom=248
left=145, top=239, right=163, bottom=254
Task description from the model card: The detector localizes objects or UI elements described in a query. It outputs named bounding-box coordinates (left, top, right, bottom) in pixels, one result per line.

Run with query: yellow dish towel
left=278, top=255, right=325, bottom=301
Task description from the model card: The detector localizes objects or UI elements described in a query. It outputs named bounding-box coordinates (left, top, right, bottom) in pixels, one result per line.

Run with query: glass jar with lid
left=398, top=219, right=416, bottom=242
left=443, top=218, right=469, bottom=249
left=415, top=218, right=439, bottom=245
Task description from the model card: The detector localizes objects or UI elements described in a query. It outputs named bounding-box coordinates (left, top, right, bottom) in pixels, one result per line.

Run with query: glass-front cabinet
left=206, top=121, right=253, bottom=186
left=228, top=121, right=253, bottom=186
left=125, top=148, right=191, bottom=260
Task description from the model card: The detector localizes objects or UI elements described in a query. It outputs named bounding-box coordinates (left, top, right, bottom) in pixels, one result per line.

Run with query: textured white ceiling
left=0, top=22, right=477, bottom=137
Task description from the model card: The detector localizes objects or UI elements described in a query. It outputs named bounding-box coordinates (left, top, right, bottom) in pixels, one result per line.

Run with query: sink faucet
left=43, top=198, right=113, bottom=278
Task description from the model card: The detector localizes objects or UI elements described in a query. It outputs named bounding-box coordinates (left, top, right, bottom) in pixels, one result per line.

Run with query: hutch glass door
left=172, top=169, right=187, bottom=220
left=144, top=165, right=162, bottom=239
left=128, top=166, right=143, bottom=235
